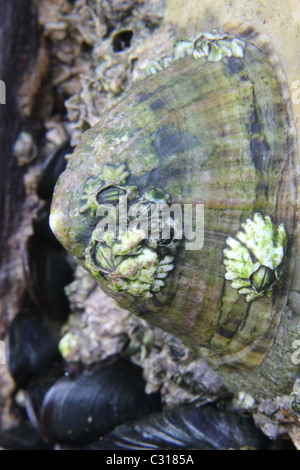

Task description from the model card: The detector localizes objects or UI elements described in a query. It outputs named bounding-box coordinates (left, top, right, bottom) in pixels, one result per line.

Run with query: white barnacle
left=193, top=31, right=246, bottom=62
left=139, top=30, right=246, bottom=81
left=223, top=213, right=287, bottom=302
left=140, top=60, right=164, bottom=80
left=172, top=39, right=194, bottom=61
left=84, top=179, right=179, bottom=297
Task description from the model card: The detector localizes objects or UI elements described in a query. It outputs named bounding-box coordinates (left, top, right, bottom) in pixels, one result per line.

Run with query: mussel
left=23, top=233, right=74, bottom=323
left=23, top=141, right=75, bottom=323
left=49, top=25, right=300, bottom=401
left=38, top=359, right=161, bottom=445
left=37, top=141, right=73, bottom=201
left=7, top=305, right=62, bottom=389
left=83, top=404, right=270, bottom=450
left=2, top=141, right=76, bottom=449
left=24, top=366, right=65, bottom=432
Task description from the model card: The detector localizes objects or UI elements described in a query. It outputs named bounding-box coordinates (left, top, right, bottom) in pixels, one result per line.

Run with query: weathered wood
left=0, top=0, right=40, bottom=426
left=0, top=0, right=39, bottom=336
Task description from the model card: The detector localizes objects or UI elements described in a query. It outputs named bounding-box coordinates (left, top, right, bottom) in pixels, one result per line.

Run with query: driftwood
left=0, top=0, right=40, bottom=426
left=0, top=0, right=39, bottom=336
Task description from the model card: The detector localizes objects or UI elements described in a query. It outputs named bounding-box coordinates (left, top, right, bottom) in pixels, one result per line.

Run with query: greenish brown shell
left=50, top=26, right=299, bottom=371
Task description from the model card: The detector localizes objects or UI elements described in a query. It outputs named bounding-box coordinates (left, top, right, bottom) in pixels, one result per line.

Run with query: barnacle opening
left=250, top=265, right=276, bottom=293
left=140, top=29, right=246, bottom=80
left=223, top=213, right=287, bottom=302
left=112, top=30, right=133, bottom=53
left=80, top=164, right=180, bottom=297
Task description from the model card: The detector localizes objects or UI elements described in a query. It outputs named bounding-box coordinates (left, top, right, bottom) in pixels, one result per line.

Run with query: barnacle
left=79, top=164, right=137, bottom=216
left=80, top=163, right=179, bottom=297
left=223, top=213, right=288, bottom=301
left=141, top=29, right=246, bottom=79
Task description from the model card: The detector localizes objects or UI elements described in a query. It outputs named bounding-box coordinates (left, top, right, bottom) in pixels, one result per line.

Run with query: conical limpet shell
left=50, top=26, right=300, bottom=395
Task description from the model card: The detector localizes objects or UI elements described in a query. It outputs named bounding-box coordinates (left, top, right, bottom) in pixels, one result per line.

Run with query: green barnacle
left=79, top=163, right=136, bottom=216
left=98, top=184, right=139, bottom=207
left=79, top=176, right=102, bottom=216
left=223, top=213, right=288, bottom=302
left=83, top=182, right=178, bottom=298
left=85, top=226, right=160, bottom=298
left=138, top=188, right=181, bottom=254
left=100, top=164, right=129, bottom=184
left=290, top=378, right=300, bottom=416
left=290, top=392, right=300, bottom=415
left=141, top=187, right=171, bottom=205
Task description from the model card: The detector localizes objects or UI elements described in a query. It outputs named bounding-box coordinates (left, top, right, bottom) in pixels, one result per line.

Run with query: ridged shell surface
left=50, top=27, right=299, bottom=368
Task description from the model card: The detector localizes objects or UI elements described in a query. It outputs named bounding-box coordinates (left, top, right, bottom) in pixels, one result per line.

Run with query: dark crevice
left=112, top=30, right=133, bottom=52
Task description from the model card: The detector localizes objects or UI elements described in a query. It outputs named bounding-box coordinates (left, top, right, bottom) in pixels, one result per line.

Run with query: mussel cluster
left=1, top=143, right=163, bottom=449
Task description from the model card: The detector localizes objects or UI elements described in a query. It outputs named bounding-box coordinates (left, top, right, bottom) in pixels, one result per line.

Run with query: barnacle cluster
left=223, top=213, right=287, bottom=302
left=140, top=30, right=246, bottom=79
left=79, top=164, right=179, bottom=297
left=37, top=0, right=169, bottom=146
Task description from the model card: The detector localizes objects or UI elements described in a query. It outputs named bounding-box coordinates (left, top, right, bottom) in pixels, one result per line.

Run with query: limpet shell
left=50, top=26, right=299, bottom=375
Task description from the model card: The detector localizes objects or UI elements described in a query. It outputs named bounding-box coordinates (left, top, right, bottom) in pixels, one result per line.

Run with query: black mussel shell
left=25, top=366, right=65, bottom=431
left=23, top=234, right=74, bottom=322
left=32, top=204, right=61, bottom=246
left=84, top=405, right=269, bottom=450
left=39, top=360, right=161, bottom=445
left=37, top=141, right=73, bottom=201
left=7, top=307, right=62, bottom=388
